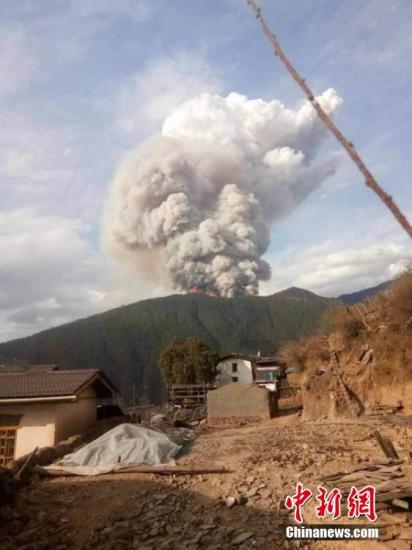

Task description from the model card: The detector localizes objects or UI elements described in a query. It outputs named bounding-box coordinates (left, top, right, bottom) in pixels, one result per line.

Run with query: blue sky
left=0, top=0, right=411, bottom=341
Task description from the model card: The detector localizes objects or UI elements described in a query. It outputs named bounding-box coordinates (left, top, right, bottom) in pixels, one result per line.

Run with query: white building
left=0, top=365, right=118, bottom=463
left=215, top=354, right=286, bottom=392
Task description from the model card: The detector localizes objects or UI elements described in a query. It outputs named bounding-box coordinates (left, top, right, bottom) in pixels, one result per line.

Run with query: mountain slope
left=338, top=281, right=389, bottom=305
left=0, top=288, right=336, bottom=404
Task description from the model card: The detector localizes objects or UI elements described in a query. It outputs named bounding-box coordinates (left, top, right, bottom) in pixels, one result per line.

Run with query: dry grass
left=324, top=307, right=364, bottom=341
left=277, top=335, right=329, bottom=372
left=387, top=267, right=412, bottom=326
left=324, top=268, right=412, bottom=340
left=279, top=268, right=412, bottom=382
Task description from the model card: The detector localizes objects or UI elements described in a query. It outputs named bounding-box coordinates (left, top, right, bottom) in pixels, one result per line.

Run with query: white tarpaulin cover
left=46, top=423, right=182, bottom=476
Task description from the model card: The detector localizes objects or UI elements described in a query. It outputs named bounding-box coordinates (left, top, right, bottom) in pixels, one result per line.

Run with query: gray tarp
left=46, top=423, right=182, bottom=476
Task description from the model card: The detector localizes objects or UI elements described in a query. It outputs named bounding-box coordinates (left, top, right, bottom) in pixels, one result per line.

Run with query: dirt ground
left=2, top=409, right=412, bottom=550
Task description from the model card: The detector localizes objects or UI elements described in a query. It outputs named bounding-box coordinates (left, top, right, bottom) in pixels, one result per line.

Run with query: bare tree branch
left=246, top=0, right=412, bottom=238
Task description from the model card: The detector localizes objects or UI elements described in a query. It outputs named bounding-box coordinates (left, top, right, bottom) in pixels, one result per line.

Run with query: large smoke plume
left=103, top=90, right=342, bottom=296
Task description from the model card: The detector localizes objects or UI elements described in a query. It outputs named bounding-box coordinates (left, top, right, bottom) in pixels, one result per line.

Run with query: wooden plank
left=376, top=490, right=412, bottom=503
left=391, top=498, right=411, bottom=511
left=373, top=430, right=399, bottom=459
left=115, top=465, right=231, bottom=475
left=321, top=459, right=403, bottom=481
left=36, top=465, right=232, bottom=478
left=14, top=446, right=38, bottom=481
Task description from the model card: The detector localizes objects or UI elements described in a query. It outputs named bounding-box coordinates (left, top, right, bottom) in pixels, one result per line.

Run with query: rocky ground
left=1, top=410, right=412, bottom=549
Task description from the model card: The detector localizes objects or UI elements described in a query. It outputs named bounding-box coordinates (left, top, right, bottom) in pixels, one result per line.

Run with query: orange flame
left=187, top=286, right=218, bottom=297
left=188, top=286, right=201, bottom=294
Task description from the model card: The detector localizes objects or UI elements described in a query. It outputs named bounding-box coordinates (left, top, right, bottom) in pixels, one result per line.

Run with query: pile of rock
left=81, top=489, right=265, bottom=550
left=0, top=466, right=20, bottom=528
left=217, top=474, right=277, bottom=510
left=0, top=466, right=17, bottom=506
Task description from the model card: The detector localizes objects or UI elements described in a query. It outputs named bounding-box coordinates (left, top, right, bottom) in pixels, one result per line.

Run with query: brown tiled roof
left=0, top=369, right=116, bottom=399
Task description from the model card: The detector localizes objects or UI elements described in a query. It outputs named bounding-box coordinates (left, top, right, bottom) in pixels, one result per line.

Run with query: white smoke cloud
left=103, top=89, right=342, bottom=296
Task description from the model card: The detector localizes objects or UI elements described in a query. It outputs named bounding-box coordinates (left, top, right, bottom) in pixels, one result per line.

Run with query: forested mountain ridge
left=0, top=284, right=386, bottom=403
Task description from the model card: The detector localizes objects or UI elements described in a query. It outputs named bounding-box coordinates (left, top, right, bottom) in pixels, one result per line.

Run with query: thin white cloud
left=0, top=208, right=172, bottom=342
left=0, top=110, right=74, bottom=187
left=0, top=28, right=39, bottom=96
left=0, top=107, right=105, bottom=223
left=0, top=209, right=101, bottom=340
left=68, top=0, right=153, bottom=22
left=317, top=0, right=412, bottom=71
left=261, top=230, right=411, bottom=297
left=115, top=52, right=223, bottom=139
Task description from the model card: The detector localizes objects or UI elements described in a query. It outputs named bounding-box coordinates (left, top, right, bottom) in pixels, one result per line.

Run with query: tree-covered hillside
left=1, top=284, right=386, bottom=404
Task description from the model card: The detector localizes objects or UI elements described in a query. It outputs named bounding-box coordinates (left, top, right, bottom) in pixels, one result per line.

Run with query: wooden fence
left=167, top=384, right=217, bottom=408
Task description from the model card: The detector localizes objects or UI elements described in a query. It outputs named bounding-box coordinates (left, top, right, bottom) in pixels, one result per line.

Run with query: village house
left=0, top=365, right=118, bottom=464
left=216, top=354, right=287, bottom=392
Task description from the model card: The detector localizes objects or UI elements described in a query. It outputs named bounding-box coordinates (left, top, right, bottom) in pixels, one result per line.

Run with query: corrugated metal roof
left=0, top=369, right=115, bottom=399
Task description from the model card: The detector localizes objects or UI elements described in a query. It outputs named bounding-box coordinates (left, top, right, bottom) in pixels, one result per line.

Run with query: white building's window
left=0, top=426, right=17, bottom=465
left=232, top=363, right=237, bottom=373
left=232, top=376, right=238, bottom=382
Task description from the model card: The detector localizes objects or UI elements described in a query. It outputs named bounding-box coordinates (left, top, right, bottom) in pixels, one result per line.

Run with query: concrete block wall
left=207, top=383, right=277, bottom=420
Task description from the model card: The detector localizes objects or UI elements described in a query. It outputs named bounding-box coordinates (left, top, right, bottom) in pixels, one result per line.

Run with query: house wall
left=207, top=382, right=277, bottom=420
left=0, top=387, right=98, bottom=460
left=0, top=403, right=57, bottom=459
left=54, top=387, right=97, bottom=443
left=216, top=359, right=253, bottom=386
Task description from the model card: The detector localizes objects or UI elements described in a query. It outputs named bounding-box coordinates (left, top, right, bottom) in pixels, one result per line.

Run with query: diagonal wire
left=246, top=0, right=412, bottom=238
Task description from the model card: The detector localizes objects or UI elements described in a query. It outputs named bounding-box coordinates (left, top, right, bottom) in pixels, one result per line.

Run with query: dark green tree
left=159, top=336, right=219, bottom=385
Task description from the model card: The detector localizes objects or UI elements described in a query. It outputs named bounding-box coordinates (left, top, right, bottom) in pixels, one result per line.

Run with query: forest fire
left=188, top=286, right=201, bottom=294
left=188, top=286, right=218, bottom=297
left=104, top=85, right=341, bottom=298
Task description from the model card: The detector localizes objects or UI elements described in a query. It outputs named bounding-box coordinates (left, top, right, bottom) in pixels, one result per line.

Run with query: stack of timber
left=366, top=403, right=403, bottom=415
left=321, top=459, right=412, bottom=507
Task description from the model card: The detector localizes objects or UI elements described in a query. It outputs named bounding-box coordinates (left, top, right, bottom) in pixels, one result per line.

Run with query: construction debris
left=2, top=414, right=412, bottom=549
left=366, top=403, right=404, bottom=415
left=0, top=466, right=18, bottom=507
left=14, top=447, right=38, bottom=482
left=322, top=458, right=412, bottom=505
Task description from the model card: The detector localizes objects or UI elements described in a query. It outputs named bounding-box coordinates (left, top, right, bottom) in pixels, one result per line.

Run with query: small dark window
left=232, top=363, right=237, bottom=372
left=232, top=376, right=238, bottom=382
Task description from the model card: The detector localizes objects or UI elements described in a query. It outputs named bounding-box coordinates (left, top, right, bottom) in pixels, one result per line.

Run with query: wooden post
left=14, top=446, right=38, bottom=481
left=373, top=430, right=400, bottom=459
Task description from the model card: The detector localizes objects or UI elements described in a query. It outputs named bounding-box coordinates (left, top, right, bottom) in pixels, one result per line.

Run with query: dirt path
left=2, top=413, right=412, bottom=549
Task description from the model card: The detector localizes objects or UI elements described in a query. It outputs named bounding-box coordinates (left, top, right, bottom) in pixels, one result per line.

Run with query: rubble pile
left=244, top=422, right=373, bottom=473
left=2, top=476, right=307, bottom=550
left=1, top=411, right=411, bottom=549
left=0, top=466, right=16, bottom=505
left=82, top=489, right=278, bottom=550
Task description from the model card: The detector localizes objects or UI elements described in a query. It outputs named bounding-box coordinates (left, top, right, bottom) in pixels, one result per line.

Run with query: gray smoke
left=103, top=89, right=342, bottom=296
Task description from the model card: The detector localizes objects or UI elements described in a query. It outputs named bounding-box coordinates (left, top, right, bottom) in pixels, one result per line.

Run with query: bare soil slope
left=288, top=271, right=412, bottom=419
